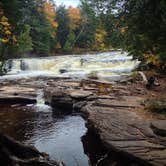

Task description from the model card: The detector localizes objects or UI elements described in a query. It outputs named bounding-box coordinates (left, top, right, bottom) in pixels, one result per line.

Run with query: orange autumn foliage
left=67, top=7, right=81, bottom=30
left=44, top=1, right=58, bottom=29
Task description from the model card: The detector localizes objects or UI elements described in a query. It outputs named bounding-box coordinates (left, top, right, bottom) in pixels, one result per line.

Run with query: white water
left=34, top=89, right=52, bottom=112
left=1, top=51, right=140, bottom=81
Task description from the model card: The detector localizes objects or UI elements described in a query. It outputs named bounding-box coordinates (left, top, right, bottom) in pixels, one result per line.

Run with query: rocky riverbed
left=44, top=77, right=166, bottom=166
left=0, top=74, right=166, bottom=166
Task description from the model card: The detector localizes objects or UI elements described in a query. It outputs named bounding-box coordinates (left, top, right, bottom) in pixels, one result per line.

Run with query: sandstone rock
left=0, top=86, right=36, bottom=104
left=69, top=90, right=93, bottom=99
left=44, top=79, right=166, bottom=166
left=82, top=105, right=166, bottom=166
left=151, top=120, right=166, bottom=137
left=0, top=95, right=36, bottom=104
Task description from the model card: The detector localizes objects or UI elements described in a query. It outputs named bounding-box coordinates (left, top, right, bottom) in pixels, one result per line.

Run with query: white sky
left=54, top=0, right=80, bottom=7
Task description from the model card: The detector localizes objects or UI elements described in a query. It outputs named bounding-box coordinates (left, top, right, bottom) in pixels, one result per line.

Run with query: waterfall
left=1, top=51, right=140, bottom=81
left=35, top=89, right=52, bottom=112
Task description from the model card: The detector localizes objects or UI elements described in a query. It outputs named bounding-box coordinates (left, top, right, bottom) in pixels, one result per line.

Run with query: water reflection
left=0, top=104, right=140, bottom=166
left=0, top=104, right=89, bottom=166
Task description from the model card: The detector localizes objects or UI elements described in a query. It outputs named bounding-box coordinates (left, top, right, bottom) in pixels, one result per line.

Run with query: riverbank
left=44, top=75, right=166, bottom=166
left=0, top=72, right=165, bottom=166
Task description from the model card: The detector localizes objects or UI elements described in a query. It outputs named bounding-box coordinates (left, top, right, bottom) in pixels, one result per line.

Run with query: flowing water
left=0, top=89, right=104, bottom=166
left=1, top=51, right=140, bottom=81
left=0, top=104, right=88, bottom=165
left=0, top=51, right=140, bottom=165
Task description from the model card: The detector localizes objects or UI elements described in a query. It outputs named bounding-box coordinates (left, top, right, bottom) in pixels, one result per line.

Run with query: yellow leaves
left=4, top=30, right=11, bottom=35
left=0, top=16, right=10, bottom=27
left=67, top=7, right=81, bottom=30
left=94, top=28, right=107, bottom=50
left=119, top=26, right=128, bottom=34
left=44, top=1, right=54, bottom=17
left=143, top=54, right=160, bottom=67
left=0, top=7, right=15, bottom=45
left=0, top=38, right=9, bottom=43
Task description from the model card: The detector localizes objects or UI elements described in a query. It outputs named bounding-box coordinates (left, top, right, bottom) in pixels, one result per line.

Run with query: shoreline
left=44, top=77, right=166, bottom=166
left=0, top=74, right=165, bottom=166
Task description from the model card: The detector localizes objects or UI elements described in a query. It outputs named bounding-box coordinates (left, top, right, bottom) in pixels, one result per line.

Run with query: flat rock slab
left=0, top=86, right=36, bottom=104
left=94, top=96, right=142, bottom=108
left=44, top=79, right=166, bottom=166
left=151, top=120, right=166, bottom=137
left=69, top=90, right=93, bottom=99
left=0, top=86, right=35, bottom=92
left=82, top=105, right=166, bottom=166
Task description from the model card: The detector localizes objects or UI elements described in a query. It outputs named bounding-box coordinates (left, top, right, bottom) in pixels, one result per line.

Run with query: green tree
left=77, top=0, right=97, bottom=48
left=9, top=24, right=32, bottom=56
left=64, top=30, right=75, bottom=51
left=56, top=5, right=69, bottom=49
left=118, top=0, right=166, bottom=70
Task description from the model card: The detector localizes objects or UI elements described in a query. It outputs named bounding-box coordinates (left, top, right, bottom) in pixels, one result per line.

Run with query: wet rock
left=44, top=79, right=166, bottom=166
left=45, top=87, right=73, bottom=111
left=0, top=96, right=36, bottom=104
left=0, top=132, right=59, bottom=166
left=73, top=101, right=87, bottom=111
left=59, top=69, right=67, bottom=74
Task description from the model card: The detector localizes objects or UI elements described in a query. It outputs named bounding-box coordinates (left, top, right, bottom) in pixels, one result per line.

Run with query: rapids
left=1, top=51, right=140, bottom=81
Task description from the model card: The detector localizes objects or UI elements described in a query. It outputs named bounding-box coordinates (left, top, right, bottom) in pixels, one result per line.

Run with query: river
left=0, top=51, right=140, bottom=166
left=1, top=51, right=139, bottom=81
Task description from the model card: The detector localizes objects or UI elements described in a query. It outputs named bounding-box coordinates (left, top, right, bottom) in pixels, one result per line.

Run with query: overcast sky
left=54, top=0, right=80, bottom=7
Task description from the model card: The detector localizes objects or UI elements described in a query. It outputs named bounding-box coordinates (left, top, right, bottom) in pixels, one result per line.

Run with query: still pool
left=0, top=104, right=105, bottom=166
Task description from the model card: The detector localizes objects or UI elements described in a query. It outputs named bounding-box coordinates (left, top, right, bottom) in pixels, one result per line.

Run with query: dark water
left=0, top=104, right=140, bottom=166
left=0, top=104, right=104, bottom=166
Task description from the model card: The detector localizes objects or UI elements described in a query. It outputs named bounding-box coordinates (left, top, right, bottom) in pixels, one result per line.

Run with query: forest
left=0, top=0, right=166, bottom=72
left=0, top=1, right=166, bottom=166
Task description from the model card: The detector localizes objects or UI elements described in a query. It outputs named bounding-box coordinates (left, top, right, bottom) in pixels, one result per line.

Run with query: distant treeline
left=0, top=0, right=166, bottom=71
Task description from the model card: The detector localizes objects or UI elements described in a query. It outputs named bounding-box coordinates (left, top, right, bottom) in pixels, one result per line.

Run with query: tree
left=56, top=5, right=69, bottom=49
left=0, top=0, right=58, bottom=56
left=118, top=0, right=166, bottom=70
left=77, top=0, right=97, bottom=48
left=93, top=27, right=107, bottom=50
left=80, top=0, right=166, bottom=71
left=10, top=24, right=32, bottom=55
left=64, top=29, right=75, bottom=51
left=67, top=7, right=81, bottom=30
left=0, top=3, right=16, bottom=73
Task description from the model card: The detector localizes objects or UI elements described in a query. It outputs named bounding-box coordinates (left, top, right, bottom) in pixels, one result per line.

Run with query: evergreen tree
left=56, top=5, right=69, bottom=49
left=64, top=30, right=75, bottom=51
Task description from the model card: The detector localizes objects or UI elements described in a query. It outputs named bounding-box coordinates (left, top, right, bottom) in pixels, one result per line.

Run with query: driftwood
left=0, top=132, right=59, bottom=166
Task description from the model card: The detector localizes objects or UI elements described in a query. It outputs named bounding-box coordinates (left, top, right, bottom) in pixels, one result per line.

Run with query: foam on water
left=1, top=51, right=140, bottom=81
